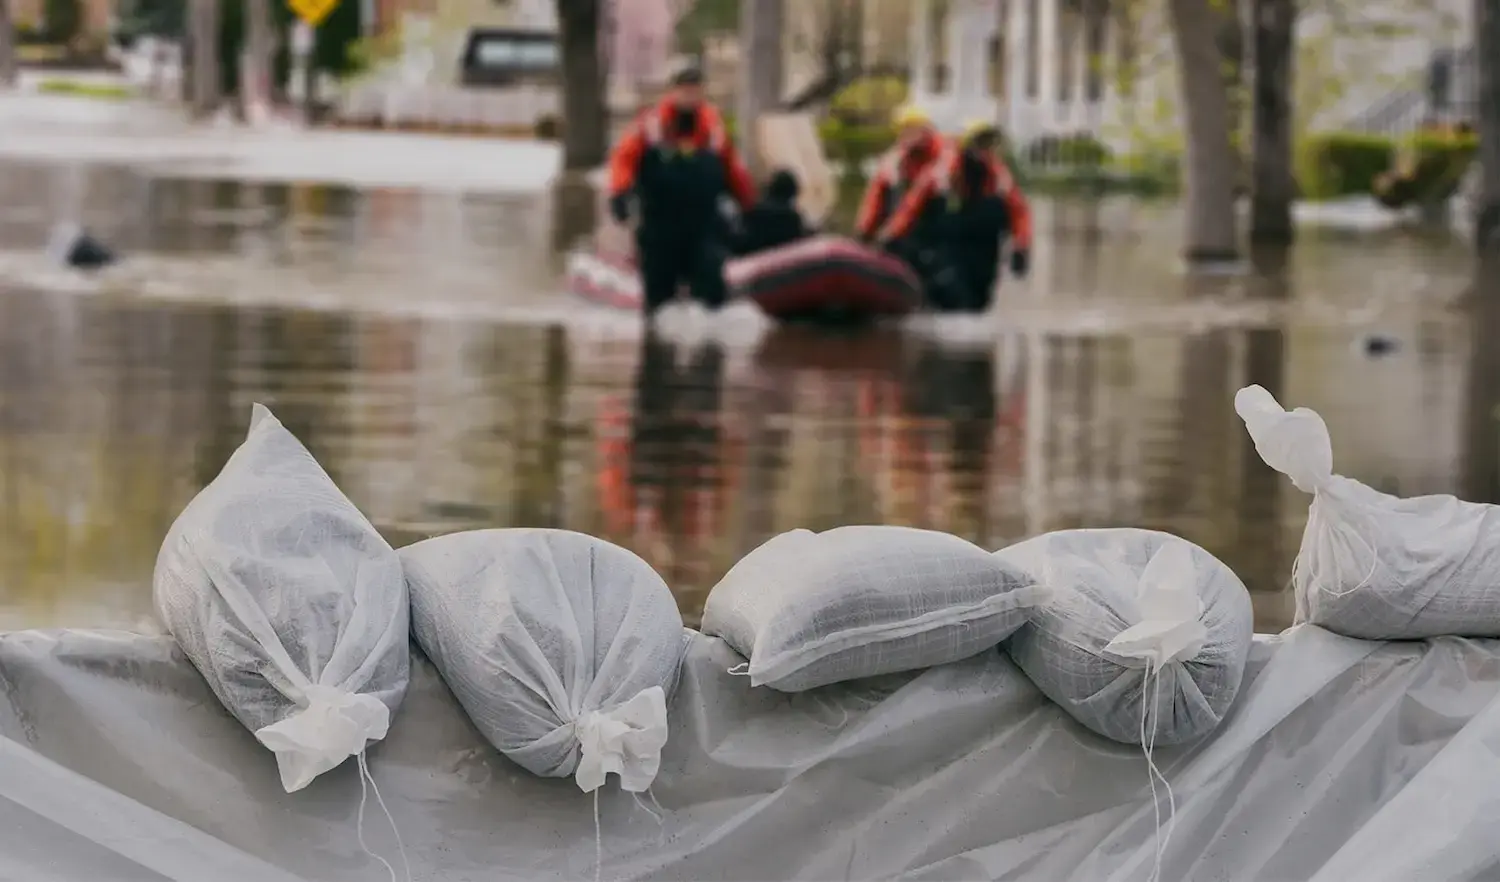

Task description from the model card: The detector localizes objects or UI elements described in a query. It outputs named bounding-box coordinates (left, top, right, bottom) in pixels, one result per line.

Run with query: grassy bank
left=34, top=79, right=136, bottom=101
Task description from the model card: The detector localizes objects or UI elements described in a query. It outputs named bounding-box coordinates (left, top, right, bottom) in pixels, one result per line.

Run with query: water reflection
left=1463, top=253, right=1500, bottom=504
left=0, top=159, right=1489, bottom=634
left=603, top=333, right=733, bottom=605
left=549, top=173, right=598, bottom=260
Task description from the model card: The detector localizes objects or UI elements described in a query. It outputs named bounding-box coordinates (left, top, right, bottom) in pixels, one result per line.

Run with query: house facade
left=909, top=0, right=1473, bottom=150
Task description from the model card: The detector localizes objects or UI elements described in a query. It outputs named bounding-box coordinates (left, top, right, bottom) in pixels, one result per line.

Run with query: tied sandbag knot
left=256, top=684, right=392, bottom=793
left=1101, top=542, right=1210, bottom=882
left=1234, top=385, right=1334, bottom=495
left=1104, top=542, right=1210, bottom=673
left=573, top=687, right=669, bottom=794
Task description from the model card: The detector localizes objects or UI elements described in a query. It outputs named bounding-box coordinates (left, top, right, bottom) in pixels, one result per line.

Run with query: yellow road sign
left=288, top=0, right=338, bottom=28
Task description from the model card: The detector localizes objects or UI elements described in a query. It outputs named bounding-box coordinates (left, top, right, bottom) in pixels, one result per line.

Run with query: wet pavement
left=0, top=157, right=1494, bottom=632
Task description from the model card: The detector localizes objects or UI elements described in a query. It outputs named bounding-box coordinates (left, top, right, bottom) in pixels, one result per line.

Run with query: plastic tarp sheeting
left=2, top=626, right=1500, bottom=882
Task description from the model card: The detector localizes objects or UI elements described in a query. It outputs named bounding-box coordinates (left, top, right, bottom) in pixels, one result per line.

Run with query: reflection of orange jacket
left=882, top=146, right=1033, bottom=248
left=605, top=100, right=757, bottom=210
left=854, top=132, right=946, bottom=237
left=594, top=396, right=744, bottom=545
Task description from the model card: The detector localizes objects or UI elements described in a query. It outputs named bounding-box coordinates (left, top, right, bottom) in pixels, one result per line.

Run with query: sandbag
left=996, top=528, right=1254, bottom=745
left=701, top=526, right=1044, bottom=692
left=1237, top=384, right=1500, bottom=639
left=153, top=404, right=409, bottom=793
left=725, top=235, right=922, bottom=319
left=400, top=529, right=687, bottom=792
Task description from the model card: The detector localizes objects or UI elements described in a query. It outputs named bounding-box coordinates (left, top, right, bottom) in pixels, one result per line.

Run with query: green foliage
left=1298, top=132, right=1392, bottom=199
left=304, top=0, right=366, bottom=78
left=675, top=0, right=739, bottom=54
left=35, top=78, right=134, bottom=99
left=43, top=0, right=83, bottom=43
left=1372, top=132, right=1479, bottom=208
left=1022, top=133, right=1112, bottom=167
left=722, top=114, right=1174, bottom=197
left=818, top=118, right=897, bottom=174
left=344, top=29, right=404, bottom=80
left=13, top=20, right=45, bottom=42
left=1299, top=130, right=1478, bottom=203
left=114, top=0, right=185, bottom=39
left=212, top=0, right=365, bottom=97
left=828, top=76, right=908, bottom=126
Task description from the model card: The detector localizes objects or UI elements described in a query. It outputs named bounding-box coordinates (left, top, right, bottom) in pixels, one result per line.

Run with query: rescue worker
left=883, top=120, right=1033, bottom=312
left=606, top=65, right=758, bottom=317
left=853, top=105, right=948, bottom=249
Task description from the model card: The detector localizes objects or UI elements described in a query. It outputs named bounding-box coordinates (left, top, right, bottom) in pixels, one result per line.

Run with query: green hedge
left=1023, top=133, right=1112, bottom=167
left=712, top=118, right=1179, bottom=195
left=828, top=76, right=908, bottom=127
left=818, top=119, right=897, bottom=170
left=1299, top=131, right=1477, bottom=203
left=35, top=78, right=134, bottom=100
left=1298, top=133, right=1394, bottom=200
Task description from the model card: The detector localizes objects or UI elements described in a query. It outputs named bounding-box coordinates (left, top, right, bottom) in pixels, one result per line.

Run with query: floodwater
left=1, top=156, right=1496, bottom=633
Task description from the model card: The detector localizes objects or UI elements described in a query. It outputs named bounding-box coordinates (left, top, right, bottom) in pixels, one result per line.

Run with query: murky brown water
left=1, top=158, right=1497, bottom=632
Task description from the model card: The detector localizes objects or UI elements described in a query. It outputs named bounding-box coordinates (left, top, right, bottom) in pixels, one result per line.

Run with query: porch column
left=1084, top=1, right=1110, bottom=132
left=1073, top=15, right=1090, bottom=127
left=912, top=0, right=932, bottom=99
left=1037, top=0, right=1060, bottom=119
left=950, top=3, right=975, bottom=106
left=968, top=3, right=994, bottom=106
left=1005, top=0, right=1026, bottom=136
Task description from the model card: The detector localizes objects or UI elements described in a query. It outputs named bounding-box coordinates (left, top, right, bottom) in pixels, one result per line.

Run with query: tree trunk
left=0, top=0, right=17, bottom=89
left=1239, top=245, right=1290, bottom=625
left=1168, top=0, right=1241, bottom=262
left=245, top=0, right=275, bottom=117
left=1464, top=258, right=1500, bottom=503
left=189, top=0, right=222, bottom=118
left=556, top=0, right=608, bottom=172
left=1477, top=0, right=1500, bottom=251
left=1217, top=2, right=1246, bottom=194
left=1249, top=0, right=1296, bottom=245
left=737, top=0, right=784, bottom=175
left=846, top=0, right=864, bottom=75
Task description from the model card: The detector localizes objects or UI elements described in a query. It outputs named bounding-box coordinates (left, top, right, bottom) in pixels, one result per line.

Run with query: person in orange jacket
left=606, top=64, right=758, bottom=317
left=882, top=120, right=1033, bottom=311
left=854, top=105, right=948, bottom=247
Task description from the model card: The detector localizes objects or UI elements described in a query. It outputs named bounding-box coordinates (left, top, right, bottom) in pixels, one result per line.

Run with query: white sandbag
left=701, top=526, right=1046, bottom=692
left=1237, top=384, right=1500, bottom=639
left=400, top=529, right=687, bottom=792
left=153, top=404, right=410, bottom=793
left=996, top=528, right=1254, bottom=745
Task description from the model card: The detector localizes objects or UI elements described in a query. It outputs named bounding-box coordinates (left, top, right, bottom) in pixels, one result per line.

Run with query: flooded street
left=0, top=156, right=1489, bottom=633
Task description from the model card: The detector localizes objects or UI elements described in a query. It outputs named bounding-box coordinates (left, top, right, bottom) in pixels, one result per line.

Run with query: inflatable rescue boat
left=566, top=235, right=922, bottom=320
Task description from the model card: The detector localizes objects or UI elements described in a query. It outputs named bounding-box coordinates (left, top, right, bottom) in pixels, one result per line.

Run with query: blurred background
left=0, top=0, right=1497, bottom=632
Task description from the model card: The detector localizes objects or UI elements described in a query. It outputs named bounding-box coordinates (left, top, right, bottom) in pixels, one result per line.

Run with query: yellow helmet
left=961, top=118, right=1001, bottom=144
left=891, top=105, right=932, bottom=129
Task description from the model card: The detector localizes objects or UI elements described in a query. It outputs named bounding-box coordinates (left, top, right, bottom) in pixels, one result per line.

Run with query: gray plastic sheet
left=1, top=626, right=1499, bottom=882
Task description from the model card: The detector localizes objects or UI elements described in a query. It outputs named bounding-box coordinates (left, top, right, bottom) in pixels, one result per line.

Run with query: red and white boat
left=565, top=235, right=923, bottom=320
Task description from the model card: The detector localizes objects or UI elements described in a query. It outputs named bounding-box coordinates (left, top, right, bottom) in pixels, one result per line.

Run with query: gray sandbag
left=996, top=528, right=1254, bottom=745
left=1238, top=383, right=1500, bottom=639
left=401, top=528, right=688, bottom=792
left=702, top=526, right=1046, bottom=691
left=153, top=404, right=410, bottom=792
